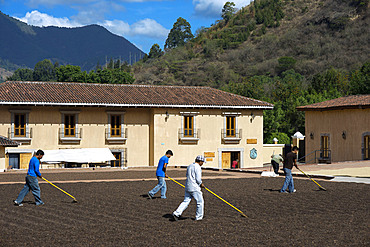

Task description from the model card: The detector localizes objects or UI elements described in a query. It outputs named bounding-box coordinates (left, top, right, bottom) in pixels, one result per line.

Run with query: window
left=9, top=110, right=31, bottom=142
left=179, top=112, right=199, bottom=143
left=64, top=114, right=76, bottom=137
left=226, top=116, right=236, bottom=137
left=184, top=116, right=194, bottom=137
left=106, top=111, right=126, bottom=143
left=14, top=114, right=26, bottom=137
left=60, top=111, right=81, bottom=143
left=222, top=113, right=241, bottom=144
left=111, top=115, right=121, bottom=137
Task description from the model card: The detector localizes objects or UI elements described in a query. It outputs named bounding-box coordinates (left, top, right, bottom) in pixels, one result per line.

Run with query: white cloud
left=99, top=18, right=168, bottom=39
left=16, top=10, right=168, bottom=39
left=193, top=0, right=251, bottom=18
left=98, top=19, right=131, bottom=35
left=131, top=19, right=169, bottom=38
left=16, top=10, right=81, bottom=27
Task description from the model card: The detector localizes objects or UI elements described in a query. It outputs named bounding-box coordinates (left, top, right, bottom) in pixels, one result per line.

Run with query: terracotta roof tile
left=297, top=95, right=370, bottom=111
left=0, top=136, right=19, bottom=147
left=0, top=81, right=273, bottom=109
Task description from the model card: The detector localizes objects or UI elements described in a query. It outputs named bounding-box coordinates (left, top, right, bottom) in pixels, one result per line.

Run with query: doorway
left=221, top=151, right=240, bottom=169
left=111, top=152, right=122, bottom=167
left=321, top=135, right=330, bottom=158
left=364, top=135, right=370, bottom=160
left=9, top=153, right=20, bottom=169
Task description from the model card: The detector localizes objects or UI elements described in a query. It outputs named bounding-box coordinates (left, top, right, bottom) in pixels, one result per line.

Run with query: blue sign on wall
left=250, top=148, right=257, bottom=159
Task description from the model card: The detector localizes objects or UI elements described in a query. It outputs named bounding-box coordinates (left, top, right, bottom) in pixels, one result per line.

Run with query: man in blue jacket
left=14, top=150, right=45, bottom=206
left=172, top=155, right=205, bottom=221
left=147, top=150, right=173, bottom=199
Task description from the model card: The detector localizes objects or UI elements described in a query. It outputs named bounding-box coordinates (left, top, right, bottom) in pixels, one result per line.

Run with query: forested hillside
left=0, top=11, right=144, bottom=73
left=132, top=0, right=369, bottom=143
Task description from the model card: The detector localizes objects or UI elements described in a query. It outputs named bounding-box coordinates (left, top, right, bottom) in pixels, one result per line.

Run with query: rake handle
left=42, top=177, right=77, bottom=201
left=297, top=168, right=327, bottom=191
left=204, top=187, right=248, bottom=218
left=168, top=176, right=247, bottom=218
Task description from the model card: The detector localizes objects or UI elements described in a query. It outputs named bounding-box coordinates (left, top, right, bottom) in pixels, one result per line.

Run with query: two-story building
left=0, top=81, right=273, bottom=170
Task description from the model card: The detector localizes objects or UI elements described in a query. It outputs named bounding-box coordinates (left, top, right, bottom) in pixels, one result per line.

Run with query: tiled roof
left=0, top=81, right=273, bottom=109
left=297, top=95, right=370, bottom=111
left=0, top=136, right=19, bottom=147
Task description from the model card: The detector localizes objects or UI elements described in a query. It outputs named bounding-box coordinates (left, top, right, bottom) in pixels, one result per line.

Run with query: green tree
left=222, top=2, right=236, bottom=23
left=165, top=17, right=194, bottom=49
left=276, top=56, right=296, bottom=75
left=33, top=59, right=56, bottom=81
left=111, top=69, right=135, bottom=84
left=349, top=62, right=370, bottom=94
left=265, top=132, right=290, bottom=144
left=311, top=68, right=349, bottom=95
left=148, top=44, right=164, bottom=59
left=55, top=65, right=82, bottom=82
left=7, top=68, right=33, bottom=81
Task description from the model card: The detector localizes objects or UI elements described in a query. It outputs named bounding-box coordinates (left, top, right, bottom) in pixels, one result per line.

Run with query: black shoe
left=147, top=192, right=153, bottom=200
left=172, top=214, right=180, bottom=221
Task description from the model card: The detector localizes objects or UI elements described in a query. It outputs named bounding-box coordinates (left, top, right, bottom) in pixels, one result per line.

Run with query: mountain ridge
left=0, top=11, right=144, bottom=72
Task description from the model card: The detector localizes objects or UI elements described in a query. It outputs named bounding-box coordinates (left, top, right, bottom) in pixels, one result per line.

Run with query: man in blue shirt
left=14, top=150, right=45, bottom=206
left=147, top=150, right=173, bottom=199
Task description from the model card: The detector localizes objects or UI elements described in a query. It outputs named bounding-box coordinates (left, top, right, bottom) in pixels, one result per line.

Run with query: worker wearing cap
left=172, top=155, right=205, bottom=221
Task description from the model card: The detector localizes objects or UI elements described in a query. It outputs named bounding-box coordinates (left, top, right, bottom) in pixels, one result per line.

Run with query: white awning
left=41, top=148, right=116, bottom=163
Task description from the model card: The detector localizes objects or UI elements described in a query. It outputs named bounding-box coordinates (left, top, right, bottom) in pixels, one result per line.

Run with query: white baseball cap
left=196, top=155, right=205, bottom=162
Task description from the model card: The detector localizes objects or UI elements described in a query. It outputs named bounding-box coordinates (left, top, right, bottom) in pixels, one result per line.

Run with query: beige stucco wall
left=262, top=144, right=284, bottom=164
left=305, top=108, right=370, bottom=162
left=151, top=108, right=264, bottom=168
left=0, top=106, right=151, bottom=168
left=0, top=106, right=267, bottom=169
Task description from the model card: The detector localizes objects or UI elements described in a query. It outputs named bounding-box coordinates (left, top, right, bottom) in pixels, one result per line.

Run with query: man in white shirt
left=172, top=155, right=205, bottom=221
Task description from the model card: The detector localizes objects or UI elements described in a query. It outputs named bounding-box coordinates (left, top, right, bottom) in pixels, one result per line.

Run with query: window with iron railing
left=111, top=115, right=121, bottom=137
left=14, top=113, right=26, bottom=137
left=184, top=116, right=194, bottom=137
left=226, top=116, right=236, bottom=137
left=9, top=110, right=32, bottom=142
left=64, top=114, right=76, bottom=137
left=59, top=111, right=81, bottom=143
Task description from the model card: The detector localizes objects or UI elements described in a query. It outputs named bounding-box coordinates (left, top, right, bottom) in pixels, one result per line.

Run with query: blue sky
left=0, top=0, right=251, bottom=53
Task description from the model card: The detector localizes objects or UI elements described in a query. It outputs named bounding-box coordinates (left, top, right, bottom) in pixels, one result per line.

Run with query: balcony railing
left=8, top=128, right=32, bottom=143
left=297, top=149, right=331, bottom=164
left=105, top=128, right=127, bottom=143
left=221, top=129, right=242, bottom=144
left=178, top=128, right=200, bottom=143
left=59, top=128, right=82, bottom=144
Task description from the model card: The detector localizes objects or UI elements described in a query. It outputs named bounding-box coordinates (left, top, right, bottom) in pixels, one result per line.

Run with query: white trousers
left=173, top=190, right=204, bottom=220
